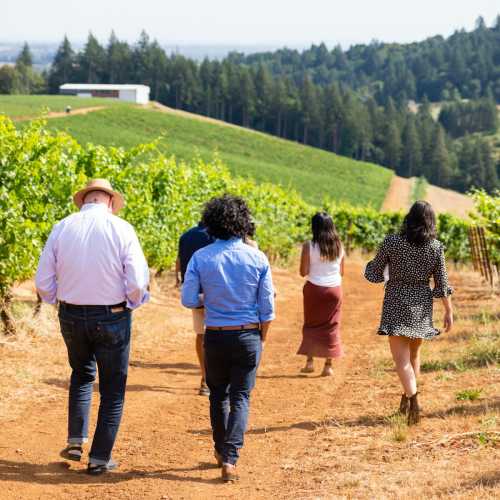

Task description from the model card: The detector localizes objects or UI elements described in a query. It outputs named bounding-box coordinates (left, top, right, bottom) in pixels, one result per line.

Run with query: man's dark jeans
left=58, top=302, right=131, bottom=464
left=204, top=329, right=262, bottom=465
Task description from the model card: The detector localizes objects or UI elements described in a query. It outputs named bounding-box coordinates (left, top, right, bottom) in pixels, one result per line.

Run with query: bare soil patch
left=12, top=106, right=107, bottom=122
left=0, top=259, right=498, bottom=499
left=425, top=184, right=474, bottom=219
left=380, top=175, right=413, bottom=212
left=381, top=175, right=473, bottom=218
left=150, top=101, right=262, bottom=135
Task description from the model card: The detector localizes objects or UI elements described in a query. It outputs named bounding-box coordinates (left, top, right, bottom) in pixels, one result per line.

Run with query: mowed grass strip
left=0, top=95, right=125, bottom=118
left=43, top=105, right=393, bottom=207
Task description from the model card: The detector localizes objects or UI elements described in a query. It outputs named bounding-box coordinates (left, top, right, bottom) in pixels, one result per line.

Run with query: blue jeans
left=58, top=303, right=131, bottom=464
left=204, top=329, right=262, bottom=465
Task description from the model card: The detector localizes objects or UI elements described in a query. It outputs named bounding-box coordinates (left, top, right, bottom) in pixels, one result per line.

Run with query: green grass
left=411, top=176, right=428, bottom=203
left=456, top=389, right=482, bottom=401
left=421, top=339, right=500, bottom=373
left=27, top=104, right=393, bottom=207
left=0, top=95, right=125, bottom=118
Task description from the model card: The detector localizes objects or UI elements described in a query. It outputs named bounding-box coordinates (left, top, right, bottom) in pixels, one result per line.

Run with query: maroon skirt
left=297, top=281, right=344, bottom=359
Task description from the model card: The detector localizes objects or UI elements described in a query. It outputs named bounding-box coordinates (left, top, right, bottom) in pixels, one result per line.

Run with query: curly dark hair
left=201, top=194, right=254, bottom=240
left=400, top=200, right=437, bottom=245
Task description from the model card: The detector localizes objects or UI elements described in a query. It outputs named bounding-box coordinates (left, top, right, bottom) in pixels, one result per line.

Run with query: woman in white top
left=297, top=212, right=345, bottom=376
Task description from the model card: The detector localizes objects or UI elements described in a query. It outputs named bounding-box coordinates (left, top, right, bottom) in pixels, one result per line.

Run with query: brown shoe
left=300, top=360, right=314, bottom=374
left=399, top=394, right=409, bottom=416
left=221, top=464, right=239, bottom=482
left=408, top=393, right=420, bottom=425
left=214, top=450, right=223, bottom=467
left=199, top=379, right=210, bottom=396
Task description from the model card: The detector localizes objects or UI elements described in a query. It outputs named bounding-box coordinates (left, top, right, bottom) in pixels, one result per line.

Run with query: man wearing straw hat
left=36, top=179, right=150, bottom=475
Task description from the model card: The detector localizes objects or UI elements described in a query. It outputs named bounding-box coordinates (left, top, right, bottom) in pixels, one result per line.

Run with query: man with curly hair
left=181, top=195, right=275, bottom=482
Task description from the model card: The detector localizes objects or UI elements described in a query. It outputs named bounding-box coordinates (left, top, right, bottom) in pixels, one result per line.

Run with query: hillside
left=14, top=99, right=394, bottom=208
left=1, top=95, right=478, bottom=215
left=0, top=95, right=125, bottom=118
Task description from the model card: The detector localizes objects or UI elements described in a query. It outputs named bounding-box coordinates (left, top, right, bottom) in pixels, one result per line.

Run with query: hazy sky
left=3, top=0, right=499, bottom=46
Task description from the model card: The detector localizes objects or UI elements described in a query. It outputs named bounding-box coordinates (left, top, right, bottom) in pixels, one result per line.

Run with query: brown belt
left=206, top=323, right=260, bottom=331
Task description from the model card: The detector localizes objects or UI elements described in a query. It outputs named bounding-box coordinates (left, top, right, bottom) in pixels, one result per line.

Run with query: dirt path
left=381, top=175, right=474, bottom=218
left=380, top=175, right=413, bottom=212
left=1, top=260, right=498, bottom=498
left=12, top=106, right=107, bottom=122
left=150, top=102, right=261, bottom=135
left=425, top=184, right=474, bottom=219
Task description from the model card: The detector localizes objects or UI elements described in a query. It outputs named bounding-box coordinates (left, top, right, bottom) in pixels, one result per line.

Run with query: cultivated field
left=0, top=257, right=498, bottom=499
left=2, top=95, right=479, bottom=215
left=45, top=106, right=393, bottom=208
left=1, top=95, right=393, bottom=208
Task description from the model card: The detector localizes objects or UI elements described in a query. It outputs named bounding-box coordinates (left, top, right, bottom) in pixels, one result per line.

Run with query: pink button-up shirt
left=35, top=203, right=150, bottom=309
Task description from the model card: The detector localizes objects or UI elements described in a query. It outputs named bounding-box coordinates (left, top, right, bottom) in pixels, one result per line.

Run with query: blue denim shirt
left=181, top=238, right=275, bottom=327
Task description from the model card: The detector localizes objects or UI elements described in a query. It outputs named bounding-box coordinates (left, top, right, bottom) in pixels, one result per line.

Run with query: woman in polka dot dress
left=365, top=201, right=453, bottom=425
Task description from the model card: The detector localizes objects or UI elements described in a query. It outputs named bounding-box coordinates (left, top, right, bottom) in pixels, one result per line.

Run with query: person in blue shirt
left=175, top=222, right=214, bottom=396
left=182, top=195, right=275, bottom=482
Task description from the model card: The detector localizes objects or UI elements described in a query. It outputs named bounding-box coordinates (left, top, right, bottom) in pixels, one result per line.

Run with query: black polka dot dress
left=364, top=234, right=453, bottom=339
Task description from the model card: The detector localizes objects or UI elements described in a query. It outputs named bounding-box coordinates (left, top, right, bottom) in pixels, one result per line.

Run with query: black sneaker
left=87, top=459, right=118, bottom=475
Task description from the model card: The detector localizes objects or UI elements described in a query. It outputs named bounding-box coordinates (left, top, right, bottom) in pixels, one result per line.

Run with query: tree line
left=1, top=25, right=499, bottom=194
left=240, top=16, right=500, bottom=104
left=0, top=43, right=45, bottom=94
left=438, top=99, right=499, bottom=138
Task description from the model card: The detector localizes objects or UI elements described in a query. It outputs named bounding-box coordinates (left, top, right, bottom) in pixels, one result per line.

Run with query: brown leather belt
left=206, top=323, right=260, bottom=331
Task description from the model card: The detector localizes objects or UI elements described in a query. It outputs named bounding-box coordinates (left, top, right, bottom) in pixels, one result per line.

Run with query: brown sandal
left=408, top=393, right=420, bottom=425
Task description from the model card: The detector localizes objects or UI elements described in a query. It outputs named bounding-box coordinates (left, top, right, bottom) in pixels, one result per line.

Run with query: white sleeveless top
left=307, top=241, right=343, bottom=288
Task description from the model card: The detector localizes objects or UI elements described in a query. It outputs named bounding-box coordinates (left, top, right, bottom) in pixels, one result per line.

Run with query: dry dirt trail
left=1, top=259, right=498, bottom=498
left=12, top=106, right=107, bottom=122
left=380, top=175, right=413, bottom=212
left=381, top=175, right=474, bottom=218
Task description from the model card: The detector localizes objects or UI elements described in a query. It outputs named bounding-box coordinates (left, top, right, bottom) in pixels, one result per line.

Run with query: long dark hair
left=311, top=212, right=342, bottom=261
left=400, top=201, right=437, bottom=245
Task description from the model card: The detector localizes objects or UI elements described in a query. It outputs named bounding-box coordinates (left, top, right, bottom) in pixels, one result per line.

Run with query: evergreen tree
left=15, top=42, right=38, bottom=93
left=323, top=83, right=344, bottom=152
left=79, top=32, right=106, bottom=83
left=300, top=75, right=320, bottom=145
left=239, top=67, right=256, bottom=127
left=383, top=122, right=402, bottom=169
left=480, top=140, right=499, bottom=192
left=16, top=42, right=33, bottom=67
left=254, top=64, right=273, bottom=132
left=400, top=115, right=422, bottom=177
left=48, top=36, right=75, bottom=92
left=271, top=78, right=287, bottom=136
left=429, top=126, right=452, bottom=186
left=106, top=31, right=133, bottom=84
left=199, top=58, right=213, bottom=116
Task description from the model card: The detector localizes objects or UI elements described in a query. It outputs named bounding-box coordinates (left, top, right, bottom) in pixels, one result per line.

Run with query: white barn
left=59, top=84, right=150, bottom=104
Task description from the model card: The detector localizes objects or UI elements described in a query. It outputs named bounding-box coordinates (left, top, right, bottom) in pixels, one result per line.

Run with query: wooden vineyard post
left=0, top=292, right=16, bottom=335
left=469, top=226, right=495, bottom=288
left=477, top=226, right=494, bottom=287
left=467, top=228, right=479, bottom=273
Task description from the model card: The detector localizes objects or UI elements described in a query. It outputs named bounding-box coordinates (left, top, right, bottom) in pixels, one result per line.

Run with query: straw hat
left=73, top=179, right=125, bottom=214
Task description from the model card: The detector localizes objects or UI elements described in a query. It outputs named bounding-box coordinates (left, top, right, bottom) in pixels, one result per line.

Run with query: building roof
left=60, top=83, right=150, bottom=91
